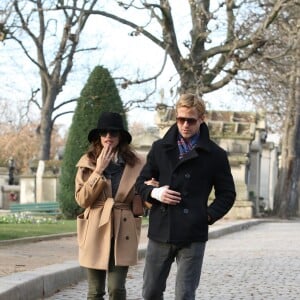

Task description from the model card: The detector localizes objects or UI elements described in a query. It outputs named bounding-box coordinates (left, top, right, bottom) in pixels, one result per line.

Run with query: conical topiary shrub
left=59, top=65, right=126, bottom=218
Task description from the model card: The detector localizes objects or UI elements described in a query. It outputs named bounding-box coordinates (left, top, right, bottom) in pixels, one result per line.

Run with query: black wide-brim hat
left=88, top=112, right=132, bottom=144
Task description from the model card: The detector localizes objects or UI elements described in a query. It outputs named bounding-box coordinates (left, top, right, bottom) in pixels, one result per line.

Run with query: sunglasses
left=176, top=117, right=198, bottom=125
left=99, top=130, right=119, bottom=137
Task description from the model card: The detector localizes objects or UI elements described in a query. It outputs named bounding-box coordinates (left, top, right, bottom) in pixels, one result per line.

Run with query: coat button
left=160, top=206, right=166, bottom=212
left=123, top=218, right=127, bottom=222
left=183, top=208, right=189, bottom=214
left=184, top=173, right=191, bottom=179
left=125, top=236, right=129, bottom=240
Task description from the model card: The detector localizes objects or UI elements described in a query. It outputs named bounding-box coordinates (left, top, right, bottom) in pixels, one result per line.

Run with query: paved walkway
left=45, top=219, right=300, bottom=300
left=0, top=218, right=284, bottom=299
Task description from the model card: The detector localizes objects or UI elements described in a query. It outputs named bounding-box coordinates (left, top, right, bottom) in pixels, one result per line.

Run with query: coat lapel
left=114, top=157, right=144, bottom=202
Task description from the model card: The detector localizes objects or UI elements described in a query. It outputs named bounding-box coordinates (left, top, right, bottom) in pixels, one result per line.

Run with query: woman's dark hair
left=86, top=132, right=139, bottom=167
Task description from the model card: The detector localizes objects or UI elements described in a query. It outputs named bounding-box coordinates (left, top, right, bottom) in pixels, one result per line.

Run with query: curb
left=0, top=261, right=85, bottom=300
left=208, top=219, right=263, bottom=239
left=0, top=232, right=77, bottom=246
left=0, top=220, right=263, bottom=300
left=0, top=244, right=149, bottom=300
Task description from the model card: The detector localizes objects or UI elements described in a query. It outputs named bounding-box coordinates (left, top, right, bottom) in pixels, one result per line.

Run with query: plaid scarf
left=177, top=133, right=199, bottom=159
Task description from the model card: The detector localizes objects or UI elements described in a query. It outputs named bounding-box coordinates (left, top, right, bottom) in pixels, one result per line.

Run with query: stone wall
left=18, top=160, right=60, bottom=204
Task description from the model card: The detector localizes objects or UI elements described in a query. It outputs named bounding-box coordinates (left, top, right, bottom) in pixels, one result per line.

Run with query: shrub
left=59, top=66, right=126, bottom=218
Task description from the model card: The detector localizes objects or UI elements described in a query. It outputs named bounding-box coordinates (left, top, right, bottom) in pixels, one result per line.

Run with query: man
left=135, top=93, right=236, bottom=299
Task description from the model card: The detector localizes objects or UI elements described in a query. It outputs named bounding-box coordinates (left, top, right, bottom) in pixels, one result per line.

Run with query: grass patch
left=0, top=214, right=76, bottom=240
left=0, top=214, right=149, bottom=241
left=142, top=216, right=149, bottom=225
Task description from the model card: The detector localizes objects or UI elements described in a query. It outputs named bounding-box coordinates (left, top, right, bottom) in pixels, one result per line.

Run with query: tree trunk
left=288, top=55, right=300, bottom=217
left=38, top=92, right=55, bottom=160
left=274, top=45, right=300, bottom=217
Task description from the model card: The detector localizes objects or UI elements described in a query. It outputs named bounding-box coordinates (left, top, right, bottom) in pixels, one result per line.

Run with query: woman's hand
left=95, top=145, right=114, bottom=175
left=144, top=178, right=159, bottom=187
left=143, top=178, right=159, bottom=209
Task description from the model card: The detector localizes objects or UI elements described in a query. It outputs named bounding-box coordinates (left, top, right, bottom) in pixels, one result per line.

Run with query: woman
left=75, top=112, right=145, bottom=300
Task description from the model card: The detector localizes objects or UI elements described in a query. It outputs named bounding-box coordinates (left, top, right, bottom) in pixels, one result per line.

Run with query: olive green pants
left=86, top=247, right=128, bottom=300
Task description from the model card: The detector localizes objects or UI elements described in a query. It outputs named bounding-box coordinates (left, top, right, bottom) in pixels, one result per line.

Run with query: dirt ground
left=0, top=235, right=78, bottom=276
left=0, top=227, right=149, bottom=277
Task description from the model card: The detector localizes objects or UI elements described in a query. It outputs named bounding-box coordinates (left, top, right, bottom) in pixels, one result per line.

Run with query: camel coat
left=75, top=154, right=145, bottom=270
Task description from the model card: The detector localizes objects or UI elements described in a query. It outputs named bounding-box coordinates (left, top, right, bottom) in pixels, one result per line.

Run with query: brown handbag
left=132, top=194, right=144, bottom=217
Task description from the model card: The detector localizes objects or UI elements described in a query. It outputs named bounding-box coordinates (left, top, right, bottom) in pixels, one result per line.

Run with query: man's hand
left=151, top=186, right=181, bottom=205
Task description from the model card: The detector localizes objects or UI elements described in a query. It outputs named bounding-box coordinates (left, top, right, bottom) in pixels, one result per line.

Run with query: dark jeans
left=86, top=247, right=128, bottom=300
left=143, top=239, right=206, bottom=300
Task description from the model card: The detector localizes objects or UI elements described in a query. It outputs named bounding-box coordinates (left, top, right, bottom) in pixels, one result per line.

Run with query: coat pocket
left=77, top=210, right=90, bottom=248
left=134, top=217, right=142, bottom=243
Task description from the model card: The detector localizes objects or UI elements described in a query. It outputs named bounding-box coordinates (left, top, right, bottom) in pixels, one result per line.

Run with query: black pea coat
left=135, top=122, right=236, bottom=244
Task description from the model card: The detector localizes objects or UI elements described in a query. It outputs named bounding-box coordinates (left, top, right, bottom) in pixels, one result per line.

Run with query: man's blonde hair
left=176, top=93, right=206, bottom=117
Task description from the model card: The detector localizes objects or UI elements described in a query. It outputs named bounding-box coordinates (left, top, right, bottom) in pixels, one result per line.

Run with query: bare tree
left=0, top=2, right=11, bottom=41
left=58, top=0, right=291, bottom=97
left=236, top=1, right=300, bottom=217
left=1, top=0, right=98, bottom=160
left=275, top=16, right=300, bottom=217
left=0, top=121, right=64, bottom=174
left=1, top=0, right=291, bottom=161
